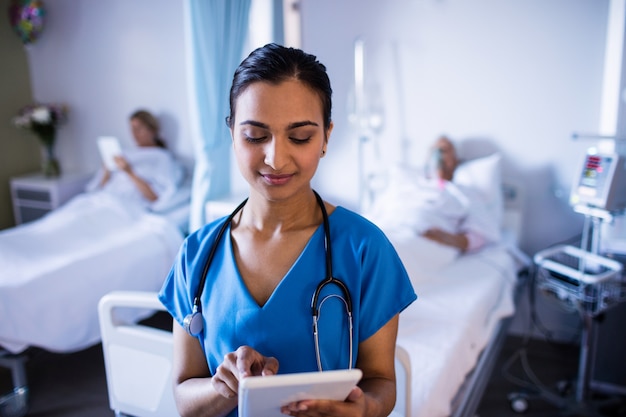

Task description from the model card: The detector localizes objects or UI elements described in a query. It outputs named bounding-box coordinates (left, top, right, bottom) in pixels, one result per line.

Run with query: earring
left=321, top=149, right=326, bottom=157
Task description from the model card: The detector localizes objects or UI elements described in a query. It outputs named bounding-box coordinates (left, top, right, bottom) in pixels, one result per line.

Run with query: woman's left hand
left=280, top=386, right=366, bottom=417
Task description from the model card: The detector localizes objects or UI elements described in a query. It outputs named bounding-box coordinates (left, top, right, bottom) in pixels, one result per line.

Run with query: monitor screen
left=576, top=154, right=614, bottom=195
left=571, top=151, right=626, bottom=211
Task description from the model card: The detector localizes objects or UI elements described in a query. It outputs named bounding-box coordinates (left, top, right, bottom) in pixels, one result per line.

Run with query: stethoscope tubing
left=185, top=190, right=353, bottom=371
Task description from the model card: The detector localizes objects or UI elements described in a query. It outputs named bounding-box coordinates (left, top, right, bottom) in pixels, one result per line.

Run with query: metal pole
left=576, top=312, right=600, bottom=403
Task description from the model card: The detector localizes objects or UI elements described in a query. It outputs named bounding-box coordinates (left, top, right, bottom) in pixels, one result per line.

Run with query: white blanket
left=394, top=237, right=519, bottom=417
left=0, top=192, right=184, bottom=354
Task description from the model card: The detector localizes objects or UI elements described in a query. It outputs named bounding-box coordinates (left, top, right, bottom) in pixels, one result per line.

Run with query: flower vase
left=41, top=142, right=61, bottom=178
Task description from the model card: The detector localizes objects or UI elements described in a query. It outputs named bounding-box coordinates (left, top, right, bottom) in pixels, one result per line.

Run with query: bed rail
left=98, top=291, right=177, bottom=417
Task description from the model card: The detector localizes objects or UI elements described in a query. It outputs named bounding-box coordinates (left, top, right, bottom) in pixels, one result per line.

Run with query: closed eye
left=244, top=135, right=268, bottom=144
left=290, top=136, right=312, bottom=144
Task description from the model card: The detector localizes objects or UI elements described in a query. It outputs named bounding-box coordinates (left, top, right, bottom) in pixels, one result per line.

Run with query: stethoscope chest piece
left=184, top=306, right=204, bottom=337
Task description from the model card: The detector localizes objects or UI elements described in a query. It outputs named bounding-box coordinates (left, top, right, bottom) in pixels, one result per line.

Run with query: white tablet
left=97, top=136, right=122, bottom=170
left=238, top=369, right=362, bottom=417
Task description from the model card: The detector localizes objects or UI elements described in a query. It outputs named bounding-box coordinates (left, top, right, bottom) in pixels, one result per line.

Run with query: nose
left=264, top=136, right=289, bottom=170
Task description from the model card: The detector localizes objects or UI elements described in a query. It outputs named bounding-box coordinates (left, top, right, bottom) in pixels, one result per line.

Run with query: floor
left=1, top=328, right=625, bottom=417
left=476, top=335, right=626, bottom=417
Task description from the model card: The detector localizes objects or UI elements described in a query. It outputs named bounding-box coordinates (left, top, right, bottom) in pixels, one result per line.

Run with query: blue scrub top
left=159, top=205, right=417, bottom=404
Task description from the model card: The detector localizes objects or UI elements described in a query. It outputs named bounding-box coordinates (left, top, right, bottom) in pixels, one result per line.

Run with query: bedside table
left=9, top=172, right=93, bottom=225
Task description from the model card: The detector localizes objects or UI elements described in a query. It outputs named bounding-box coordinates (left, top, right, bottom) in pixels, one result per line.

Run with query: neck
left=239, top=189, right=322, bottom=234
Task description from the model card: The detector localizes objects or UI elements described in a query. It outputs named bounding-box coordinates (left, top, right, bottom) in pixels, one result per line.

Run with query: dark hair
left=227, top=43, right=333, bottom=131
left=130, top=109, right=166, bottom=148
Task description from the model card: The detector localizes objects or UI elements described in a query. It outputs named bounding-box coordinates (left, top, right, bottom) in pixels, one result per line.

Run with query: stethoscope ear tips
left=184, top=312, right=204, bottom=337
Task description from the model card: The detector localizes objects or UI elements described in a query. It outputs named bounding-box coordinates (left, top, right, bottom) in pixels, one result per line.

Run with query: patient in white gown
left=417, top=136, right=499, bottom=252
left=85, top=109, right=184, bottom=209
left=366, top=136, right=500, bottom=254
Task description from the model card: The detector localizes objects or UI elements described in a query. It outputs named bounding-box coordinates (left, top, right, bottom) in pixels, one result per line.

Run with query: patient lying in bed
left=86, top=109, right=185, bottom=210
left=86, top=146, right=184, bottom=211
left=366, top=135, right=501, bottom=254
left=0, top=110, right=188, bottom=354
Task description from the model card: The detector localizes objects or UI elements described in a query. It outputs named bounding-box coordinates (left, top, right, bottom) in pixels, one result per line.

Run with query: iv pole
left=352, top=38, right=385, bottom=213
left=569, top=135, right=625, bottom=404
left=354, top=38, right=367, bottom=213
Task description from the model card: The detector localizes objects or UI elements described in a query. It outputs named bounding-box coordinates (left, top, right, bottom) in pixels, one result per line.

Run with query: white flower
left=31, top=107, right=51, bottom=124
left=13, top=115, right=32, bottom=128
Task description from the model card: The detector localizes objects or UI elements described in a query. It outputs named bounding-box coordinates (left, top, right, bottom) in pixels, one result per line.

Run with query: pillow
left=453, top=153, right=503, bottom=226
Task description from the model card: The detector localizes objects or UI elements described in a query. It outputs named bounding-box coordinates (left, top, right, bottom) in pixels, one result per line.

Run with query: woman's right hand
left=211, top=346, right=279, bottom=398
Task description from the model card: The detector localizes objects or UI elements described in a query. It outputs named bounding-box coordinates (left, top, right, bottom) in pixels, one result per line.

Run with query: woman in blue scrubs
left=159, top=43, right=417, bottom=417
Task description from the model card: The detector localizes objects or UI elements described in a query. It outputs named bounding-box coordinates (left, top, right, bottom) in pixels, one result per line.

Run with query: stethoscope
left=183, top=190, right=353, bottom=371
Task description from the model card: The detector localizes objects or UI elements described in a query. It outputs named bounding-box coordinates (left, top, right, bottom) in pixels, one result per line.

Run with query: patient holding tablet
left=87, top=109, right=183, bottom=208
left=158, top=44, right=416, bottom=417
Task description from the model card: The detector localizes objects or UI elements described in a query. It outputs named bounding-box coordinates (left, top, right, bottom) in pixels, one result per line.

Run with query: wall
left=0, top=0, right=40, bottom=229
left=24, top=0, right=193, bottom=177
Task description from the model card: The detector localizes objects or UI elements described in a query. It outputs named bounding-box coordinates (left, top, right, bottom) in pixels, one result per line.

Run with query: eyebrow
left=239, top=120, right=319, bottom=130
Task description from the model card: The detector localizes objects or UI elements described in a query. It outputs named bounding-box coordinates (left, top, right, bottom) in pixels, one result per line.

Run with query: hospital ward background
left=1, top=0, right=626, bottom=416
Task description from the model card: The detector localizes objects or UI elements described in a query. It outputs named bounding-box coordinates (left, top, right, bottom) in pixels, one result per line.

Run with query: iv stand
left=573, top=204, right=614, bottom=404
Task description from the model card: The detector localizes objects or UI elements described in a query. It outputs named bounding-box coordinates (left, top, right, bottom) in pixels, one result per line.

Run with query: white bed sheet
left=393, top=235, right=519, bottom=417
left=0, top=192, right=184, bottom=354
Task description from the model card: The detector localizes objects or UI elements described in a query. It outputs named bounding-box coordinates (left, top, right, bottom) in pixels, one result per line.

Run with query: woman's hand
left=113, top=155, right=132, bottom=173
left=111, top=154, right=159, bottom=201
left=172, top=325, right=279, bottom=417
left=280, top=386, right=366, bottom=417
left=212, top=345, right=279, bottom=398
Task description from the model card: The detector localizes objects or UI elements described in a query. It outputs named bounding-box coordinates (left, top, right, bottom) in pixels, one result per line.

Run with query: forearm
left=359, top=376, right=397, bottom=417
left=422, top=228, right=469, bottom=251
left=352, top=316, right=399, bottom=417
left=126, top=171, right=158, bottom=202
left=98, top=170, right=111, bottom=188
left=444, top=233, right=468, bottom=251
left=114, top=155, right=159, bottom=202
left=174, top=377, right=238, bottom=417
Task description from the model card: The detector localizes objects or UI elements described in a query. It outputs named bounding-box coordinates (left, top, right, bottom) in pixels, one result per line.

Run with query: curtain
left=187, top=0, right=252, bottom=232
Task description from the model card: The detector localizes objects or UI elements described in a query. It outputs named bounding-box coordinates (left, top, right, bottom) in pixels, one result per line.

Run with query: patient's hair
left=130, top=109, right=166, bottom=148
left=227, top=43, right=333, bottom=132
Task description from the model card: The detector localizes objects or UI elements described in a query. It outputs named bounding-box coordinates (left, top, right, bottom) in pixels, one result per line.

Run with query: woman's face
left=130, top=117, right=156, bottom=147
left=231, top=79, right=332, bottom=201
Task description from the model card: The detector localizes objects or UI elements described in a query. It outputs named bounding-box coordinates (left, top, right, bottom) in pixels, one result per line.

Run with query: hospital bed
left=0, top=169, right=192, bottom=415
left=374, top=152, right=530, bottom=417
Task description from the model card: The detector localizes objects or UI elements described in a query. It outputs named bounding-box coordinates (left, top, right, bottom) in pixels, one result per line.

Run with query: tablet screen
left=238, top=369, right=362, bottom=417
left=97, top=136, right=122, bottom=170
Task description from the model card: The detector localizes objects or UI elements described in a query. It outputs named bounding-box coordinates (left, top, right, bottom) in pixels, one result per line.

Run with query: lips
left=262, top=173, right=293, bottom=185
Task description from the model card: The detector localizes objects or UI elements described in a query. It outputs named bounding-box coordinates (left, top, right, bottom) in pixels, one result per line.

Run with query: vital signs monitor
left=570, top=150, right=626, bottom=212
